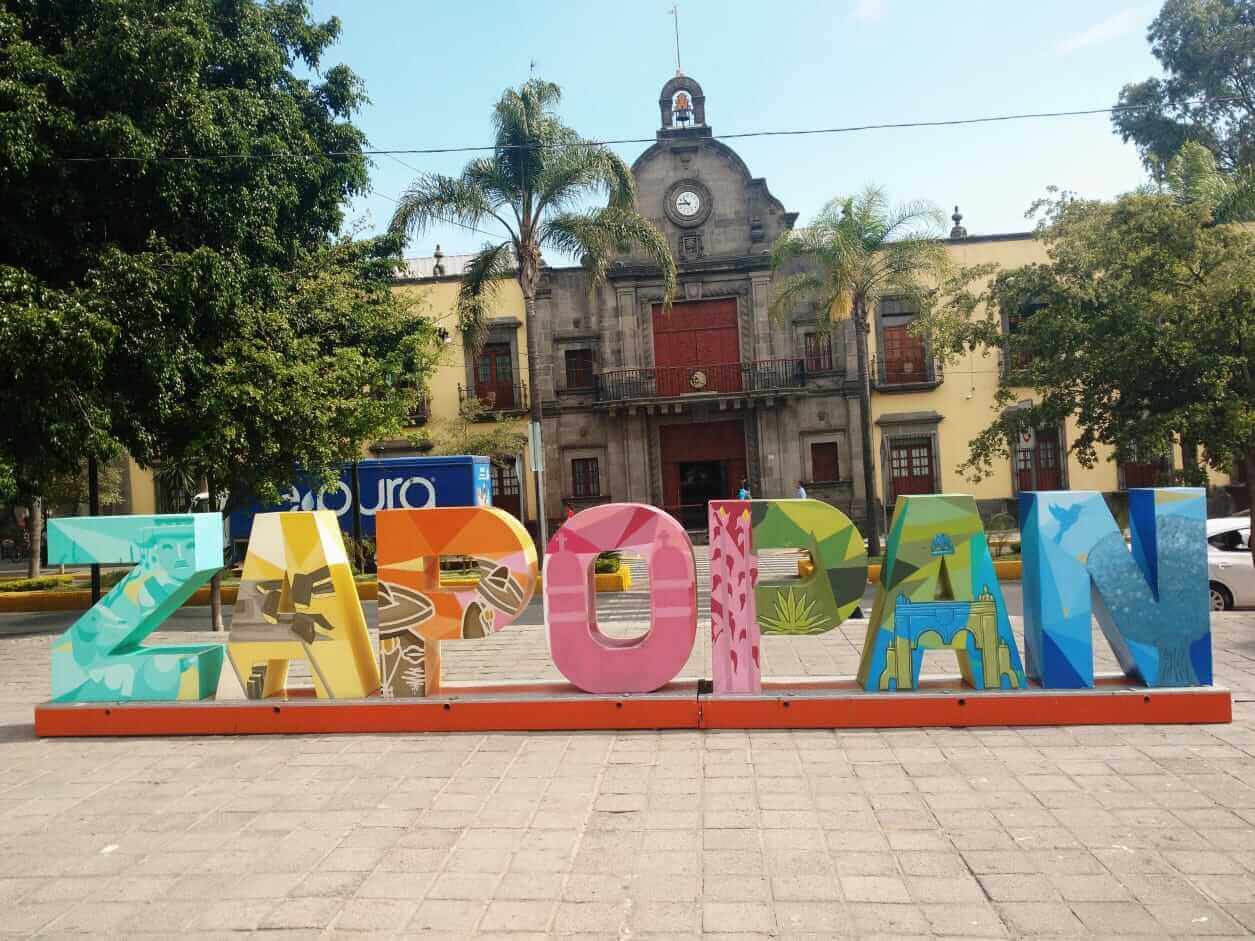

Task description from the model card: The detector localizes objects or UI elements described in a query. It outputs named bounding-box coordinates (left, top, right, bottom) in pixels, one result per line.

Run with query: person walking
left=737, top=479, right=751, bottom=500
left=795, top=480, right=807, bottom=499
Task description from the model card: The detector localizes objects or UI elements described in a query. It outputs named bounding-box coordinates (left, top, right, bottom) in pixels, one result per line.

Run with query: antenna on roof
left=669, top=4, right=682, bottom=76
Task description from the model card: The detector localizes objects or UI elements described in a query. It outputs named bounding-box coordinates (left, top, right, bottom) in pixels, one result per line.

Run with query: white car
left=1207, top=517, right=1255, bottom=611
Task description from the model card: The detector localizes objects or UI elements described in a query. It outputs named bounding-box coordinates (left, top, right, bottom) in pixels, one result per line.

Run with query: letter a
left=227, top=511, right=379, bottom=698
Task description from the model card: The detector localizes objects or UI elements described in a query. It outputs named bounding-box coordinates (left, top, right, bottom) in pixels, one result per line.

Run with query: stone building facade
left=530, top=75, right=865, bottom=532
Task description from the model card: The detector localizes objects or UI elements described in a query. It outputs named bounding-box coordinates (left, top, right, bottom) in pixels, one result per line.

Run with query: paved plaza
left=0, top=602, right=1252, bottom=938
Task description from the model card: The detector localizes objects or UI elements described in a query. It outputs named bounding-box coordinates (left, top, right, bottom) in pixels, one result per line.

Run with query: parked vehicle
left=1207, top=516, right=1254, bottom=611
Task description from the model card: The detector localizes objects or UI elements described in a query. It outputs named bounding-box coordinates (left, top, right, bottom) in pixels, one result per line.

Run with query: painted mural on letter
left=546, top=503, right=696, bottom=694
left=47, top=514, right=225, bottom=702
left=857, top=494, right=1026, bottom=692
left=227, top=511, right=379, bottom=699
left=1020, top=487, right=1210, bottom=688
left=376, top=506, right=536, bottom=697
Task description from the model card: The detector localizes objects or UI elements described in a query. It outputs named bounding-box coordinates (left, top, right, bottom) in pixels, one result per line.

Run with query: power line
left=50, top=97, right=1243, bottom=164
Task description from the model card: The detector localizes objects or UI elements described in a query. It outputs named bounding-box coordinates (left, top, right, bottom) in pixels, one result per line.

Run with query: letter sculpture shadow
left=546, top=504, right=696, bottom=694
left=1020, top=488, right=1210, bottom=688
left=227, top=511, right=379, bottom=699
left=857, top=494, right=1026, bottom=691
left=47, top=515, right=225, bottom=702
left=709, top=499, right=867, bottom=693
left=376, top=507, right=537, bottom=697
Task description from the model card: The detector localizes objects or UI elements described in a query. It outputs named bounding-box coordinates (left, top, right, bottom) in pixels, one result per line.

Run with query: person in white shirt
left=795, top=480, right=807, bottom=499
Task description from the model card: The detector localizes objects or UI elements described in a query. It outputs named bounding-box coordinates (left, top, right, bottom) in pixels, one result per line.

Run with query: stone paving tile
left=0, top=613, right=1250, bottom=936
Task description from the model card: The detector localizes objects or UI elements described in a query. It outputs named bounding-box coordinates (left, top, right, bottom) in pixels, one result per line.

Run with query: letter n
left=1020, top=488, right=1210, bottom=688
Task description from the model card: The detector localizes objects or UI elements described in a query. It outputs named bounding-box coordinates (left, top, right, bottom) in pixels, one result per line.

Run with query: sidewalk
left=0, top=614, right=1251, bottom=937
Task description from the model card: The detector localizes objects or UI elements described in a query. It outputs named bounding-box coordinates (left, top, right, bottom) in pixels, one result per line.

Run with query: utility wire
left=50, top=97, right=1242, bottom=164
left=368, top=183, right=504, bottom=242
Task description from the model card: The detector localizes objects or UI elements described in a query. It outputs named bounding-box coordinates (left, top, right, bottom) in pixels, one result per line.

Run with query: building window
left=475, top=342, right=515, bottom=409
left=882, top=324, right=928, bottom=384
left=1004, top=301, right=1045, bottom=371
left=811, top=442, right=839, bottom=483
left=804, top=333, right=833, bottom=372
left=1120, top=450, right=1170, bottom=489
left=572, top=458, right=601, bottom=498
left=889, top=437, right=936, bottom=500
left=564, top=349, right=594, bottom=390
left=1014, top=426, right=1064, bottom=492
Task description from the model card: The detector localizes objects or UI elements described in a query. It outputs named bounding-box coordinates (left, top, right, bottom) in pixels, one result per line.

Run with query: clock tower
left=532, top=74, right=860, bottom=541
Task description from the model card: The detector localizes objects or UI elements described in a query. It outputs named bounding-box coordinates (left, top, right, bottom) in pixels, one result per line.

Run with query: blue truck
left=226, top=455, right=494, bottom=557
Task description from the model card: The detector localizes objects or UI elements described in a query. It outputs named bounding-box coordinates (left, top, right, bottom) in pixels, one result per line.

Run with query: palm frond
left=388, top=173, right=507, bottom=240
left=540, top=208, right=677, bottom=306
left=534, top=143, right=636, bottom=215
left=767, top=272, right=831, bottom=325
left=455, top=242, right=515, bottom=352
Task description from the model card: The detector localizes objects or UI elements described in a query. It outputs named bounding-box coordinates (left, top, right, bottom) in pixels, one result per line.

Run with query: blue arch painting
left=47, top=515, right=225, bottom=702
left=856, top=494, right=1026, bottom=691
left=1019, top=488, right=1210, bottom=689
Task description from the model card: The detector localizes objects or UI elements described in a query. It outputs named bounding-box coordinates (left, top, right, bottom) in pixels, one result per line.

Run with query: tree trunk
left=1179, top=434, right=1207, bottom=487
left=27, top=497, right=42, bottom=579
left=853, top=301, right=881, bottom=558
left=522, top=286, right=549, bottom=556
left=207, top=477, right=225, bottom=632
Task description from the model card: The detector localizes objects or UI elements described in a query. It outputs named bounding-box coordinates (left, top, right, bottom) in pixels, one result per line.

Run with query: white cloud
left=1056, top=4, right=1154, bottom=54
left=851, top=0, right=887, bottom=23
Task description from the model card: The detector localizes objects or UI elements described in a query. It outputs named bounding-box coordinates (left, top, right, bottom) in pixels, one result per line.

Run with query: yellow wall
left=127, top=463, right=156, bottom=515
left=393, top=278, right=538, bottom=522
left=867, top=235, right=1230, bottom=500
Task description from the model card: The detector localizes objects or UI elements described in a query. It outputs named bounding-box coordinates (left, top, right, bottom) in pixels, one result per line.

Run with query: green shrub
left=0, top=574, right=75, bottom=592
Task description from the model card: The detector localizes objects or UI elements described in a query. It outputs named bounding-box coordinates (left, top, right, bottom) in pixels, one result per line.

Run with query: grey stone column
left=749, top=273, right=772, bottom=361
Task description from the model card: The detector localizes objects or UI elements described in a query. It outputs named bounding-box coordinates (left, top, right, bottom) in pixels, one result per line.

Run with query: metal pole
left=349, top=460, right=363, bottom=571
left=88, top=455, right=101, bottom=603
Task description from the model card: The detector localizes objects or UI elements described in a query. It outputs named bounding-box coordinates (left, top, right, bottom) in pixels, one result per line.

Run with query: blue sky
left=310, top=0, right=1165, bottom=259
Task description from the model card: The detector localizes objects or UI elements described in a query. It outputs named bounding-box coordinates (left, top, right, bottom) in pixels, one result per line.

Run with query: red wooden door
left=1015, top=429, right=1063, bottom=491
left=889, top=439, right=935, bottom=499
left=475, top=343, right=515, bottom=408
left=659, top=421, right=747, bottom=514
left=652, top=299, right=741, bottom=395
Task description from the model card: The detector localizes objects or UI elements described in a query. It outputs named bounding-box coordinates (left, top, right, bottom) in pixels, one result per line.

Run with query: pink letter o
left=544, top=503, right=697, bottom=694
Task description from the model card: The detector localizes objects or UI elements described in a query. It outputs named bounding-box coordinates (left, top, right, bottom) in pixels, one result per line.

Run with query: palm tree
left=389, top=79, right=676, bottom=550
left=769, top=186, right=949, bottom=557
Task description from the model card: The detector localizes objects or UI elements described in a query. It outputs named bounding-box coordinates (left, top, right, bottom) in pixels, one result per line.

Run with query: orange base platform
left=33, top=676, right=1232, bottom=737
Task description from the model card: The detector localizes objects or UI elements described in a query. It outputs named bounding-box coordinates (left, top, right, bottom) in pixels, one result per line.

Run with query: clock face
left=674, top=190, right=702, bottom=217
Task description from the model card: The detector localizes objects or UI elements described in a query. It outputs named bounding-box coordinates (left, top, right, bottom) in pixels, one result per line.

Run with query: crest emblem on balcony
left=689, top=370, right=707, bottom=390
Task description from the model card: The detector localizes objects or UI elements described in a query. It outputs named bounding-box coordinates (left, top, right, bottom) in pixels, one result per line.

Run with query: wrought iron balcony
left=872, top=353, right=943, bottom=390
left=406, top=397, right=430, bottom=426
left=594, top=358, right=808, bottom=404
left=457, top=382, right=529, bottom=416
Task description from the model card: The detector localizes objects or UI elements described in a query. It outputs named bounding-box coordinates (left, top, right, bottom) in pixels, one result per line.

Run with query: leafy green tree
left=919, top=187, right=1255, bottom=565
left=432, top=397, right=530, bottom=463
left=1, top=2, right=440, bottom=608
left=1114, top=0, right=1255, bottom=174
left=769, top=187, right=949, bottom=556
left=388, top=78, right=677, bottom=548
left=0, top=267, right=117, bottom=575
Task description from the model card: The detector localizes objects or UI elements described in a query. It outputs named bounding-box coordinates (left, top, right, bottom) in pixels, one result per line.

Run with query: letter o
left=544, top=503, right=697, bottom=694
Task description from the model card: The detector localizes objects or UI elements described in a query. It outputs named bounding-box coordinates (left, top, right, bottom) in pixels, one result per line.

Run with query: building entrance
left=659, top=420, right=748, bottom=530
left=677, top=461, right=729, bottom=531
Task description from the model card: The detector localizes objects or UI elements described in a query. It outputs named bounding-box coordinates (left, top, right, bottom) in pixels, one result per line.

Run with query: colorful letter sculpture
left=227, top=511, right=379, bottom=699
left=47, top=515, right=225, bottom=702
left=1020, top=488, right=1210, bottom=688
left=375, top=507, right=537, bottom=696
left=545, top=504, right=696, bottom=694
left=857, top=495, right=1026, bottom=691
left=708, top=499, right=868, bottom=693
